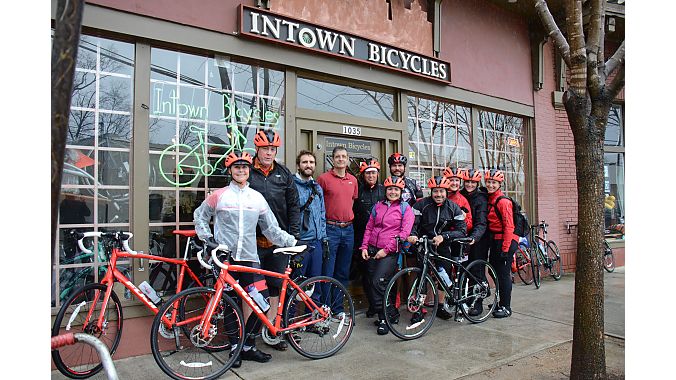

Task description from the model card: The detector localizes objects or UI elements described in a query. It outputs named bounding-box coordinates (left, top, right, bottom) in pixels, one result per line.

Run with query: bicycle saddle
left=273, top=245, right=307, bottom=255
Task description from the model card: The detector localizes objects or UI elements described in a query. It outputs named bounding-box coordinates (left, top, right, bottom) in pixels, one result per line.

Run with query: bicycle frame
left=80, top=236, right=205, bottom=333
left=416, top=238, right=482, bottom=304
left=182, top=258, right=328, bottom=342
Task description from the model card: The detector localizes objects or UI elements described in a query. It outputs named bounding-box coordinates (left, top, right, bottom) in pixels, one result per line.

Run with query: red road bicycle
left=150, top=243, right=355, bottom=380
left=51, top=230, right=210, bottom=379
left=512, top=237, right=539, bottom=286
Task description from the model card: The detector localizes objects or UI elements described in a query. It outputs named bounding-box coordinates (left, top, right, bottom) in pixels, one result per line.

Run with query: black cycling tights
left=489, top=239, right=517, bottom=309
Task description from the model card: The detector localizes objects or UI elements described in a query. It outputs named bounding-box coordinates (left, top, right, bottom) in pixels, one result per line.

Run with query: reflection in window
left=605, top=105, right=623, bottom=147
left=604, top=104, right=625, bottom=238
left=297, top=78, right=395, bottom=121
left=407, top=97, right=471, bottom=193
left=55, top=34, right=134, bottom=308
left=148, top=49, right=286, bottom=297
left=477, top=110, right=526, bottom=205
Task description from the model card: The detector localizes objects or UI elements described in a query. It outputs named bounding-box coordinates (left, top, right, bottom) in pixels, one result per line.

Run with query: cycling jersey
left=487, top=189, right=517, bottom=253
left=447, top=190, right=473, bottom=232
left=460, top=186, right=488, bottom=242
left=401, top=176, right=423, bottom=206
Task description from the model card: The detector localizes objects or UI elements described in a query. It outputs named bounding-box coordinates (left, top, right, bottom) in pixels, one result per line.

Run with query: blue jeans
left=321, top=224, right=354, bottom=314
left=301, top=239, right=323, bottom=279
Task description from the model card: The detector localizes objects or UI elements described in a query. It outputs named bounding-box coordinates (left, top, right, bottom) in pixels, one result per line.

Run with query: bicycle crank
left=261, top=325, right=282, bottom=346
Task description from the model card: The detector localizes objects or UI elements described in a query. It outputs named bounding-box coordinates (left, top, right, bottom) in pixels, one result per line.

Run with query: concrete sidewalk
left=52, top=268, right=625, bottom=379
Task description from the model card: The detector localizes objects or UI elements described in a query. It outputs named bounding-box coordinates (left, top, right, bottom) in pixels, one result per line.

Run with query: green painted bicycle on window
left=159, top=124, right=255, bottom=186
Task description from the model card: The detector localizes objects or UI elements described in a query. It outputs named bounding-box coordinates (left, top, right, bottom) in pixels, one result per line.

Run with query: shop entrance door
left=296, top=119, right=402, bottom=312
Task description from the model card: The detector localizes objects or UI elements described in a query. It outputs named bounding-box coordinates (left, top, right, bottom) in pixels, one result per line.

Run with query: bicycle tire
left=546, top=240, right=564, bottom=279
left=383, top=267, right=438, bottom=340
left=284, top=276, right=355, bottom=359
left=603, top=240, right=615, bottom=273
left=51, top=283, right=123, bottom=379
left=159, top=143, right=202, bottom=186
left=515, top=247, right=533, bottom=285
left=531, top=245, right=541, bottom=289
left=150, top=287, right=244, bottom=380
left=458, top=260, right=499, bottom=323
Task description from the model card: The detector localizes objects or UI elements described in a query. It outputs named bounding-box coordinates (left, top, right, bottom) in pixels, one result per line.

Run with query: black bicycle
left=603, top=239, right=615, bottom=272
left=383, top=236, right=498, bottom=340
left=529, top=221, right=563, bottom=288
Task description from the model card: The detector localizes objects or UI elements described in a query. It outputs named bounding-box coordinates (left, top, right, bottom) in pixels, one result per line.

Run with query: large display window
left=147, top=49, right=286, bottom=295
left=54, top=35, right=135, bottom=308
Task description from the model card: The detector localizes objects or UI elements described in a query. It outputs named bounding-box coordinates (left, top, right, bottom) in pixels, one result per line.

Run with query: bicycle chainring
left=261, top=325, right=281, bottom=346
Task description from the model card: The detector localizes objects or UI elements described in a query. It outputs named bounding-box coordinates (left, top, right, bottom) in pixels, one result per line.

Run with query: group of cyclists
left=193, top=129, right=520, bottom=365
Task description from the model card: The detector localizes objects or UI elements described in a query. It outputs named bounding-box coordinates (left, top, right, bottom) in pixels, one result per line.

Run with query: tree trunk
left=52, top=0, right=84, bottom=252
left=565, top=90, right=608, bottom=379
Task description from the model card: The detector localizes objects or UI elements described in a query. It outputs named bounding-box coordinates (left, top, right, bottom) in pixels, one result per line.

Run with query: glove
left=203, top=237, right=219, bottom=251
left=322, top=239, right=330, bottom=261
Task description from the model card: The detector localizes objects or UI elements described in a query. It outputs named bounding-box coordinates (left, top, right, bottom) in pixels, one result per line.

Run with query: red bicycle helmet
left=359, top=158, right=381, bottom=173
left=387, top=152, right=408, bottom=166
left=443, top=167, right=466, bottom=179
left=253, top=130, right=281, bottom=147
left=484, top=168, right=505, bottom=182
left=383, top=175, right=405, bottom=189
left=427, top=175, right=451, bottom=189
left=224, top=150, right=253, bottom=168
left=463, top=168, right=482, bottom=182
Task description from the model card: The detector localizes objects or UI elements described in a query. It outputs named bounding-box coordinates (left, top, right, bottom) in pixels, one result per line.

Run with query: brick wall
left=532, top=41, right=578, bottom=273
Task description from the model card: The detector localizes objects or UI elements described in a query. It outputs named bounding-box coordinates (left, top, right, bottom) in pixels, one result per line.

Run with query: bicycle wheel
left=284, top=276, right=355, bottom=359
left=51, top=283, right=123, bottom=379
left=151, top=287, right=244, bottom=380
left=603, top=240, right=615, bottom=273
left=515, top=247, right=533, bottom=285
left=531, top=246, right=541, bottom=289
left=458, top=260, right=498, bottom=323
left=547, top=240, right=564, bottom=279
left=383, top=267, right=438, bottom=340
left=159, top=143, right=201, bottom=186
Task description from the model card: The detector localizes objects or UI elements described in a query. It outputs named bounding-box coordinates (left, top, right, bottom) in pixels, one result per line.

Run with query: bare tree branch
left=604, top=40, right=625, bottom=77
left=534, top=0, right=572, bottom=67
left=586, top=0, right=604, bottom=98
left=606, top=62, right=625, bottom=100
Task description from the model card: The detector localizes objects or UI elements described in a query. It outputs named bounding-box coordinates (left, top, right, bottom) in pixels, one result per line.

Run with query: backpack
left=491, top=196, right=529, bottom=237
left=369, top=200, right=410, bottom=222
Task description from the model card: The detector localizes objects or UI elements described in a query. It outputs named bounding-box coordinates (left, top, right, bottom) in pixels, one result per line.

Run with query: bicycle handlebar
left=73, top=231, right=137, bottom=255
left=210, top=244, right=233, bottom=270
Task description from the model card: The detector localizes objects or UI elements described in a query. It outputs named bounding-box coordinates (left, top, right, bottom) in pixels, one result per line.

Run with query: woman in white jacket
left=193, top=150, right=297, bottom=367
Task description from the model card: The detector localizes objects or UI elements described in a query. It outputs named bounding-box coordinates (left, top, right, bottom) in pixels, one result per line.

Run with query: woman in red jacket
left=485, top=169, right=517, bottom=318
left=360, top=176, right=415, bottom=335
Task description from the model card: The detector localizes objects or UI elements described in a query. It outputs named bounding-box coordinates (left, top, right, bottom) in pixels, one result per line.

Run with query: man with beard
left=387, top=153, right=422, bottom=207
left=407, top=175, right=467, bottom=320
left=293, top=150, right=329, bottom=280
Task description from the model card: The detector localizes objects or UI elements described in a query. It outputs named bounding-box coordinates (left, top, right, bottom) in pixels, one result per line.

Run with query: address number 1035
left=342, top=126, right=362, bottom=136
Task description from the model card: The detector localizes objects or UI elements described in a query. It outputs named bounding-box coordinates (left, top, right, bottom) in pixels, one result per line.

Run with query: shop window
left=604, top=105, right=624, bottom=239
left=407, top=97, right=471, bottom=194
left=297, top=77, right=395, bottom=121
left=148, top=49, right=285, bottom=295
left=54, top=35, right=135, bottom=308
left=477, top=110, right=527, bottom=206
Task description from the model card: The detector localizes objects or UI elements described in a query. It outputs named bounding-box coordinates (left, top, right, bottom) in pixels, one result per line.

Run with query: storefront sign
left=324, top=137, right=372, bottom=155
left=239, top=5, right=451, bottom=83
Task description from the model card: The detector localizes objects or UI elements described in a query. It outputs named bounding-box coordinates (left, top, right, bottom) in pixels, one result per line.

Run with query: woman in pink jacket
left=360, top=176, right=415, bottom=335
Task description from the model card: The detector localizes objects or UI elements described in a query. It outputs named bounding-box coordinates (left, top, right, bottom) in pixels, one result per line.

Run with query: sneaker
left=365, top=308, right=376, bottom=318
left=492, top=306, right=512, bottom=318
left=410, top=311, right=424, bottom=325
left=376, top=320, right=389, bottom=335
left=240, top=347, right=272, bottom=363
left=468, top=304, right=483, bottom=317
left=331, top=312, right=351, bottom=326
left=266, top=340, right=287, bottom=351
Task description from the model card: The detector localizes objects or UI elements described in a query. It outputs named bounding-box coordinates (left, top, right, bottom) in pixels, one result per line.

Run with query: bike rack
left=565, top=220, right=578, bottom=234
left=51, top=333, right=119, bottom=380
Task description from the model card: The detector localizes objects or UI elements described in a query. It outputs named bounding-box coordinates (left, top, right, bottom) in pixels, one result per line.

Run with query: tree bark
left=52, top=0, right=84, bottom=253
